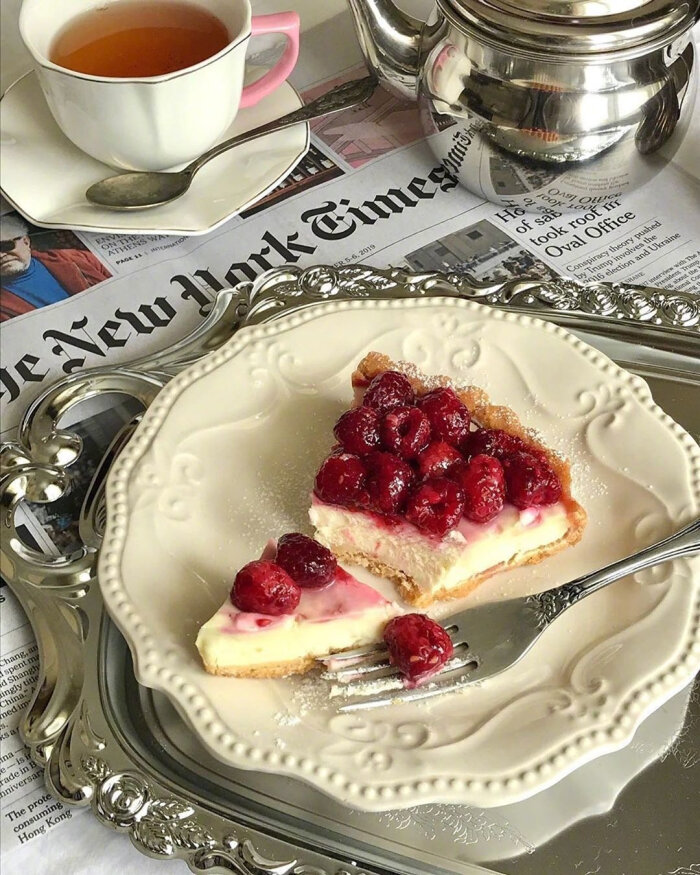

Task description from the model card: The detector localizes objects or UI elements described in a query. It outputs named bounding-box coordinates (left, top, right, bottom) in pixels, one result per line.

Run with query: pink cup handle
left=239, top=12, right=300, bottom=109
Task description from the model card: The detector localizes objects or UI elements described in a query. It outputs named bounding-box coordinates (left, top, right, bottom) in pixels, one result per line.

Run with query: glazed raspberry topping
left=418, top=387, right=470, bottom=447
left=366, top=451, right=415, bottom=514
left=464, top=427, right=527, bottom=461
left=275, top=532, right=337, bottom=589
left=314, top=453, right=367, bottom=506
left=453, top=454, right=505, bottom=523
left=415, top=440, right=463, bottom=480
left=383, top=613, right=454, bottom=684
left=316, top=368, right=565, bottom=533
left=333, top=406, right=381, bottom=455
left=405, top=477, right=465, bottom=537
left=231, top=560, right=301, bottom=614
left=503, top=451, right=562, bottom=508
left=381, top=406, right=431, bottom=459
left=363, top=370, right=414, bottom=413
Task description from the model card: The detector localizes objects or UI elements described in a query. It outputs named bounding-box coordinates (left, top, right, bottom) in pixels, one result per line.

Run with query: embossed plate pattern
left=98, top=297, right=700, bottom=811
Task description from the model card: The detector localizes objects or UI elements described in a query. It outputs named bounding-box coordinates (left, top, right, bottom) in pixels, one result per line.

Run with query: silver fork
left=320, top=517, right=700, bottom=711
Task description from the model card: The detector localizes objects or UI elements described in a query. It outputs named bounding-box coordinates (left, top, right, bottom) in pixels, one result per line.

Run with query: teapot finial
left=346, top=0, right=422, bottom=101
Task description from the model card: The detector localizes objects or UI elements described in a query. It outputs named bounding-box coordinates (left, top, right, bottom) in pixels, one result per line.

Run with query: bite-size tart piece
left=310, top=352, right=587, bottom=607
left=196, top=533, right=400, bottom=678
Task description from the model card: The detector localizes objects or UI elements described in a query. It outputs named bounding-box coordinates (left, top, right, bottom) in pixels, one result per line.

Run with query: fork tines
left=319, top=642, right=479, bottom=712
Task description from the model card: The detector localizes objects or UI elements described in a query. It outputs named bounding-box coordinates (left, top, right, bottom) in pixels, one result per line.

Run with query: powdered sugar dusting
left=394, top=358, right=476, bottom=396
left=287, top=673, right=335, bottom=716
left=274, top=710, right=301, bottom=727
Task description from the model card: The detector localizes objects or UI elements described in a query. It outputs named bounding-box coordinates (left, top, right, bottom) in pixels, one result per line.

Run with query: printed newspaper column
left=0, top=584, right=79, bottom=851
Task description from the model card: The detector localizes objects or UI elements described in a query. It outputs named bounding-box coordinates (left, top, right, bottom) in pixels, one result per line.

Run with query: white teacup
left=19, top=0, right=300, bottom=171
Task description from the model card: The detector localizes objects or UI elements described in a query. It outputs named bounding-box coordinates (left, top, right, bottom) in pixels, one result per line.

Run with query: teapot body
left=416, top=7, right=697, bottom=210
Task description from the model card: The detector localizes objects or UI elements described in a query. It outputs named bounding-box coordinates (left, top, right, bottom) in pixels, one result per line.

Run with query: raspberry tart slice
left=196, top=533, right=400, bottom=677
left=310, top=352, right=587, bottom=607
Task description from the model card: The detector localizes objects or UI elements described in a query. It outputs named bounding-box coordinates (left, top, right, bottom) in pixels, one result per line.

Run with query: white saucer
left=0, top=70, right=309, bottom=236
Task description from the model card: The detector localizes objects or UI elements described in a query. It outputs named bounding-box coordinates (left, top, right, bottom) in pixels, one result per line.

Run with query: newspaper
left=3, top=67, right=699, bottom=436
left=1, top=7, right=699, bottom=871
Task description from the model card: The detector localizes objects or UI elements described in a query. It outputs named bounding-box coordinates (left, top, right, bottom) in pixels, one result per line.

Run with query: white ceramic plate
left=99, top=298, right=700, bottom=811
left=0, top=70, right=309, bottom=236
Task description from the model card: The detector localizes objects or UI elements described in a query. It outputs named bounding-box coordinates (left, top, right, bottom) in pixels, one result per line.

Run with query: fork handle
left=538, top=517, right=700, bottom=616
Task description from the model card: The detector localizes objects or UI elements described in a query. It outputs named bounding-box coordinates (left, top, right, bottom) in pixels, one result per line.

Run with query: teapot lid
left=440, top=0, right=698, bottom=54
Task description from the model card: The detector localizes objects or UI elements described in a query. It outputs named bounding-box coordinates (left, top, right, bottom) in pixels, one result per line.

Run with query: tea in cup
left=19, top=0, right=300, bottom=170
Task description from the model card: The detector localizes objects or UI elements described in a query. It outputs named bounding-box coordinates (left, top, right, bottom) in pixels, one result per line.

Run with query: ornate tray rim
left=1, top=266, right=698, bottom=874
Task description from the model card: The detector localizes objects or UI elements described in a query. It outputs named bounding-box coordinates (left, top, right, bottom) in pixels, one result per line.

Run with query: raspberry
left=503, top=451, right=562, bottom=508
left=462, top=428, right=546, bottom=463
left=418, top=387, right=470, bottom=446
left=453, top=454, right=505, bottom=523
left=365, top=451, right=415, bottom=514
left=363, top=371, right=414, bottom=413
left=230, top=560, right=301, bottom=614
left=405, top=477, right=465, bottom=536
left=275, top=533, right=337, bottom=589
left=383, top=613, right=454, bottom=684
left=415, top=440, right=463, bottom=480
left=333, top=406, right=381, bottom=455
left=381, top=406, right=431, bottom=459
left=314, top=453, right=366, bottom=506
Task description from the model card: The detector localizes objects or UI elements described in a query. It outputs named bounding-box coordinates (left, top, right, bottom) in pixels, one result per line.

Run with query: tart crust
left=200, top=654, right=318, bottom=678
left=330, top=351, right=587, bottom=606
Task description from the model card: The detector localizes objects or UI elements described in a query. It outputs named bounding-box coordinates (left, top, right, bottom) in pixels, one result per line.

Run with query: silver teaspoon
left=86, top=75, right=377, bottom=210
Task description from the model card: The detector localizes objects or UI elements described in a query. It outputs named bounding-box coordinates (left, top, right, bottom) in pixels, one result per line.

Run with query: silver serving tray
left=1, top=267, right=699, bottom=875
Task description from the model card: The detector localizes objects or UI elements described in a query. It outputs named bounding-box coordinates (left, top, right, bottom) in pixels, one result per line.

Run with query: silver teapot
left=346, top=0, right=699, bottom=210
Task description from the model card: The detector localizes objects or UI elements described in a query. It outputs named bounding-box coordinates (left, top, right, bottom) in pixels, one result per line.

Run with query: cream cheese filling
left=196, top=605, right=395, bottom=670
left=310, top=500, right=570, bottom=596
